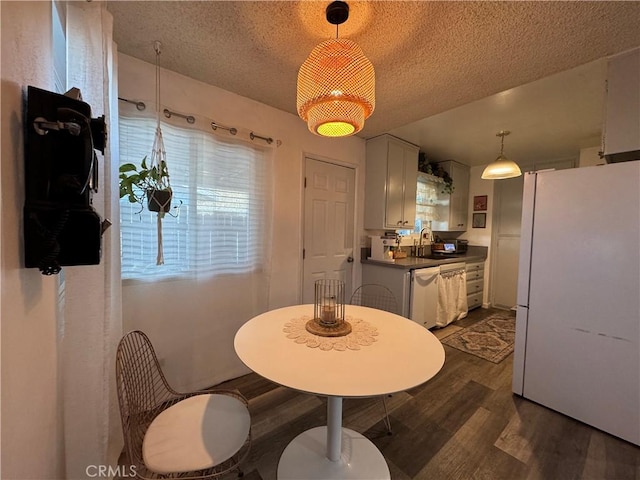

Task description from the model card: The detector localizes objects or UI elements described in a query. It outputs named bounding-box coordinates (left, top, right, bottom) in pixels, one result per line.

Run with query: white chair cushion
left=142, top=393, right=250, bottom=474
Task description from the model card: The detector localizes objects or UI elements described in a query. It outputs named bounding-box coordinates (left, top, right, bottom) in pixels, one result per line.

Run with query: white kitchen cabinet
left=604, top=48, right=640, bottom=162
left=466, top=260, right=485, bottom=310
left=364, top=134, right=419, bottom=230
left=432, top=160, right=469, bottom=232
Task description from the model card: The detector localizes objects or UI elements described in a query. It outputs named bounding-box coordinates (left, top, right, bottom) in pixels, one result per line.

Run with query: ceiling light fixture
left=481, top=130, right=522, bottom=180
left=297, top=1, right=375, bottom=137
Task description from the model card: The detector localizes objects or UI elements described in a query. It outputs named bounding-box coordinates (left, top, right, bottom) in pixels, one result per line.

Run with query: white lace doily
left=283, top=315, right=378, bottom=351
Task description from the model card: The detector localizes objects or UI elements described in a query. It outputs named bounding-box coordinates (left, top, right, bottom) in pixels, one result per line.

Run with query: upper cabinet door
left=402, top=145, right=418, bottom=228
left=365, top=135, right=419, bottom=230
left=604, top=48, right=640, bottom=162
left=449, top=161, right=469, bottom=230
left=385, top=141, right=406, bottom=228
left=432, top=160, right=470, bottom=232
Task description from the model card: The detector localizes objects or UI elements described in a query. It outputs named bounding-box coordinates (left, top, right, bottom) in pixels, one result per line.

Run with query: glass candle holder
left=306, top=279, right=351, bottom=337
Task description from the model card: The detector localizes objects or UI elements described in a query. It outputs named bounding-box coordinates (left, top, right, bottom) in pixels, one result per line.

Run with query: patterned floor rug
left=441, top=314, right=516, bottom=363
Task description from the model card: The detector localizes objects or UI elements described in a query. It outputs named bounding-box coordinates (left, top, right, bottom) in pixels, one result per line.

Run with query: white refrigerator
left=512, top=161, right=639, bottom=446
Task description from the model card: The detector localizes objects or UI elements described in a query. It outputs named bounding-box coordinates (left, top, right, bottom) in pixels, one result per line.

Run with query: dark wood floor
left=218, top=307, right=640, bottom=480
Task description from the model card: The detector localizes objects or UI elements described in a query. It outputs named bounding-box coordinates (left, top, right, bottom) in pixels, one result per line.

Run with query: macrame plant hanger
left=149, top=40, right=172, bottom=265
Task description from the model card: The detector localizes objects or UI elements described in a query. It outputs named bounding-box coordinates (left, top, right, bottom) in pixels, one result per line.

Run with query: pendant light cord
left=154, top=41, right=161, bottom=127
left=497, top=130, right=510, bottom=157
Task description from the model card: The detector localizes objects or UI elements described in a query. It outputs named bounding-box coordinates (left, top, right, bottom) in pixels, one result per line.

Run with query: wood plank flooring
left=217, top=307, right=640, bottom=480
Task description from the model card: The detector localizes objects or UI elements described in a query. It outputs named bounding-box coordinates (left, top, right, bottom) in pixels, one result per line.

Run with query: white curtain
left=62, top=3, right=122, bottom=477
left=436, top=270, right=468, bottom=327
left=118, top=97, right=275, bottom=392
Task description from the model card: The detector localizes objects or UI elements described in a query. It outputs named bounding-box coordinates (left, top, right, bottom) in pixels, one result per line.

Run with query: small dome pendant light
left=481, top=130, right=522, bottom=180
left=297, top=1, right=375, bottom=137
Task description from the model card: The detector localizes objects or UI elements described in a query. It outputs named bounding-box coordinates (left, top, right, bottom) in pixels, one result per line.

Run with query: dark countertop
left=361, top=246, right=488, bottom=270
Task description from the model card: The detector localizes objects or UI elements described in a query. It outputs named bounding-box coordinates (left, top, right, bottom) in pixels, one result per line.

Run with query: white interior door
left=490, top=159, right=575, bottom=309
left=490, top=174, right=526, bottom=309
left=302, top=158, right=355, bottom=304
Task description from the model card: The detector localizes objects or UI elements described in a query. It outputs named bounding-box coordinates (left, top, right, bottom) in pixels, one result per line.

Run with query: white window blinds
left=414, top=172, right=442, bottom=233
left=119, top=116, right=271, bottom=280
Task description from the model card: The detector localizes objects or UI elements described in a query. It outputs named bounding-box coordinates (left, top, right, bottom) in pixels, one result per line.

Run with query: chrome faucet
left=415, top=226, right=430, bottom=257
left=419, top=227, right=429, bottom=247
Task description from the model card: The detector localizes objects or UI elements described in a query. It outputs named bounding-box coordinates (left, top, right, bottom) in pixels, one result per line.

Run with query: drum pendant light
left=481, top=130, right=522, bottom=180
left=297, top=1, right=375, bottom=137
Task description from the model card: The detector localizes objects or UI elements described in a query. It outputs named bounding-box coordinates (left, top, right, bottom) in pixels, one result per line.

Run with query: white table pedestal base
left=277, top=426, right=390, bottom=480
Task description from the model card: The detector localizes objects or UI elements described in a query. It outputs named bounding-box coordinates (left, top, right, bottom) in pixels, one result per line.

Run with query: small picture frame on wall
left=472, top=213, right=486, bottom=228
left=473, top=195, right=488, bottom=211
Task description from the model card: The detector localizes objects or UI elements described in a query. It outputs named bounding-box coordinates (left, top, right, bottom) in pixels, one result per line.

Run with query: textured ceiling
left=108, top=1, right=640, bottom=166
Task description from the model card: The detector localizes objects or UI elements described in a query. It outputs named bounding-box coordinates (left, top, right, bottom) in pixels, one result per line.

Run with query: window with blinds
left=414, top=172, right=442, bottom=233
left=119, top=116, right=270, bottom=280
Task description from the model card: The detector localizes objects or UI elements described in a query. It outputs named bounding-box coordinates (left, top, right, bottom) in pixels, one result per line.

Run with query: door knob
left=347, top=256, right=354, bottom=263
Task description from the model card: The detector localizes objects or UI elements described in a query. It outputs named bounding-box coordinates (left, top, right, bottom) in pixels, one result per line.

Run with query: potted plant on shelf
left=119, top=156, right=172, bottom=213
left=418, top=152, right=454, bottom=194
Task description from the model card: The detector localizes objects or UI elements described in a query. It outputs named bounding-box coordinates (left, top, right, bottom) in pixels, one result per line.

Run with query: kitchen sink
left=415, top=254, right=465, bottom=260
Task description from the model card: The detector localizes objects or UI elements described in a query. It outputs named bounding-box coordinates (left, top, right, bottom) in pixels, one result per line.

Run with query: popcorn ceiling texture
left=108, top=1, right=640, bottom=139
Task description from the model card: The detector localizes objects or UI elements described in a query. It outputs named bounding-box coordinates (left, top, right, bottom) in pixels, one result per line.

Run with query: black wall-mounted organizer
left=24, top=86, right=110, bottom=275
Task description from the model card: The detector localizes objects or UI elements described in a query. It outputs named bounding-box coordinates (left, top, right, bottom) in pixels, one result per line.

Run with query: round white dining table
left=234, top=304, right=445, bottom=480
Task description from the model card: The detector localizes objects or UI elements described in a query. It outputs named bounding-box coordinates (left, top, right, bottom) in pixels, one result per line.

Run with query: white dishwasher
left=409, top=267, right=440, bottom=329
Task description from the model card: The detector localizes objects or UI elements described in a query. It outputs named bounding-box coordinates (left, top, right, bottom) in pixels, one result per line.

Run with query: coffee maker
left=369, top=236, right=397, bottom=262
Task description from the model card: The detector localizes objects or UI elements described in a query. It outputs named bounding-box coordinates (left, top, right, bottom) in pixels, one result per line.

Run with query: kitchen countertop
left=361, top=246, right=488, bottom=270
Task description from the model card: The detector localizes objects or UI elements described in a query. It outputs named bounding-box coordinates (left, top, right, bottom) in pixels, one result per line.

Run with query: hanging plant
left=119, top=155, right=172, bottom=213
left=418, top=152, right=454, bottom=195
left=118, top=41, right=174, bottom=265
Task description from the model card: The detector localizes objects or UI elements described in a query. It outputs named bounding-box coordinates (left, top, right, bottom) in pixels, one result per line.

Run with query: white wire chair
left=115, top=330, right=251, bottom=479
left=350, top=284, right=398, bottom=314
left=350, top=284, right=398, bottom=434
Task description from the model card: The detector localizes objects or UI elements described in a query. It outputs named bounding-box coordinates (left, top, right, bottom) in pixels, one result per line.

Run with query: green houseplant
left=119, top=156, right=172, bottom=213
left=418, top=152, right=454, bottom=194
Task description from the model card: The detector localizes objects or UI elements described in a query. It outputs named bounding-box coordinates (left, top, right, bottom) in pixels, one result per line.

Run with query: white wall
left=460, top=165, right=495, bottom=307
left=1, top=2, right=64, bottom=478
left=579, top=145, right=605, bottom=167
left=461, top=166, right=495, bottom=247
left=118, top=54, right=366, bottom=389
